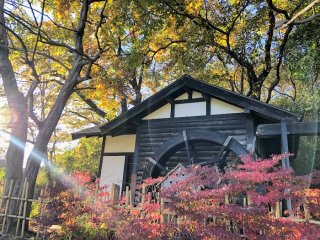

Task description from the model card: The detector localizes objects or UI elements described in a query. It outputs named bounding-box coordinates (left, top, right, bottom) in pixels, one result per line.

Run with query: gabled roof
left=72, top=75, right=301, bottom=140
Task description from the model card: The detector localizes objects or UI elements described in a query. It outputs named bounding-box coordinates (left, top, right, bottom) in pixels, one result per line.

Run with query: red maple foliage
left=43, top=155, right=320, bottom=240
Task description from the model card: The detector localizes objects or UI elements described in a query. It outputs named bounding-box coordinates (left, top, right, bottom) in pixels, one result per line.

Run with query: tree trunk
left=23, top=59, right=82, bottom=193
left=251, top=81, right=263, bottom=101
left=0, top=0, right=28, bottom=232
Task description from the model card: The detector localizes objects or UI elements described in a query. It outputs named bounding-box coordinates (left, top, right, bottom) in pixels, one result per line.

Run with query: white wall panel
left=211, top=98, right=244, bottom=115
left=143, top=103, right=171, bottom=120
left=100, top=155, right=126, bottom=194
left=105, top=135, right=136, bottom=153
left=175, top=102, right=206, bottom=117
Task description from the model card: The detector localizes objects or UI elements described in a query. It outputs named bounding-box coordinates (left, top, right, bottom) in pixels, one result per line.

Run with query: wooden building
left=72, top=75, right=307, bottom=200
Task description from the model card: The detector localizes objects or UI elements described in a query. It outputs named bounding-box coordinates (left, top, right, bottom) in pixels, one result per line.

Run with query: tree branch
left=266, top=0, right=290, bottom=20
left=258, top=9, right=275, bottom=81
left=75, top=90, right=107, bottom=118
left=277, top=0, right=320, bottom=29
left=266, top=25, right=293, bottom=103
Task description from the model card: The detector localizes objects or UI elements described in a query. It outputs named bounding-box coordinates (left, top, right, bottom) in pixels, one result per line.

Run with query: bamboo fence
left=0, top=179, right=47, bottom=238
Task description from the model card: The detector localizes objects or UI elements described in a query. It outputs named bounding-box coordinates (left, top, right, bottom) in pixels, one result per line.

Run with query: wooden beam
left=256, top=121, right=320, bottom=138
left=182, top=130, right=192, bottom=164
left=216, top=136, right=232, bottom=172
left=183, top=86, right=192, bottom=99
left=165, top=97, right=174, bottom=104
left=98, top=136, right=106, bottom=178
left=202, top=93, right=210, bottom=100
left=170, top=103, right=175, bottom=118
left=174, top=98, right=206, bottom=104
left=130, top=126, right=141, bottom=204
left=246, top=114, right=255, bottom=152
left=280, top=121, right=290, bottom=168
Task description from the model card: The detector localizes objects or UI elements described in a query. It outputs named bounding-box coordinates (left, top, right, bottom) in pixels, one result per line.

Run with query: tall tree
left=136, top=0, right=320, bottom=101
left=0, top=0, right=183, bottom=231
left=0, top=0, right=111, bottom=231
left=0, top=0, right=27, bottom=201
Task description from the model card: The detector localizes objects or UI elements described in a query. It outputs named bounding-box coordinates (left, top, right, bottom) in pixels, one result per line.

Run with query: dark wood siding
left=123, top=154, right=134, bottom=191
left=136, top=113, right=248, bottom=180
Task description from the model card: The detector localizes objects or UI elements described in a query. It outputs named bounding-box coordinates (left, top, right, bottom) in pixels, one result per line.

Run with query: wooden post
left=147, top=192, right=151, bottom=204
left=304, top=204, right=310, bottom=221
left=125, top=186, right=130, bottom=206
left=280, top=121, right=290, bottom=168
left=110, top=184, right=120, bottom=204
left=1, top=179, right=14, bottom=234
left=275, top=201, right=281, bottom=218
left=160, top=198, right=165, bottom=224
left=141, top=183, right=146, bottom=205
left=21, top=181, right=29, bottom=238
left=247, top=195, right=252, bottom=206
left=243, top=196, right=247, bottom=207
left=224, top=195, right=229, bottom=204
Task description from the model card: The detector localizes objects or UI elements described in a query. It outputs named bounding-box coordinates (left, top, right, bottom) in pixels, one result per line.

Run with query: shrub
left=43, top=155, right=320, bottom=240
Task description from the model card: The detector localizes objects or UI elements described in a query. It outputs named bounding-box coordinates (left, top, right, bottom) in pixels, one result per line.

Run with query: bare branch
left=5, top=0, right=76, bottom=32
left=0, top=44, right=69, bottom=70
left=164, top=0, right=227, bottom=34
left=291, top=12, right=320, bottom=25
left=94, top=0, right=107, bottom=51
left=146, top=39, right=186, bottom=64
left=0, top=21, right=29, bottom=60
left=31, top=0, right=46, bottom=62
left=67, top=110, right=100, bottom=125
left=277, top=0, right=320, bottom=28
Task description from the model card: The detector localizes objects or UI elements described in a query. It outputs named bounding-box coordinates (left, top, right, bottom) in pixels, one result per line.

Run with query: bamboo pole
left=36, top=187, right=45, bottom=239
left=1, top=179, right=14, bottom=234
left=15, top=179, right=26, bottom=236
left=0, top=178, right=7, bottom=209
left=21, top=181, right=29, bottom=238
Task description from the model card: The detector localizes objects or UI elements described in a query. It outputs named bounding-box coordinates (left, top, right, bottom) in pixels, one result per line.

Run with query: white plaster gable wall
left=211, top=98, right=244, bottom=115
left=143, top=93, right=244, bottom=120
left=100, top=155, right=126, bottom=194
left=105, top=135, right=136, bottom=153
left=143, top=103, right=171, bottom=120
left=175, top=92, right=188, bottom=100
left=175, top=102, right=206, bottom=117
left=174, top=91, right=203, bottom=100
left=192, top=91, right=203, bottom=98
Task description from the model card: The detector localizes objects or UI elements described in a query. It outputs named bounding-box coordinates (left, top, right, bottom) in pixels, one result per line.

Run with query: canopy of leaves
left=54, top=137, right=102, bottom=176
